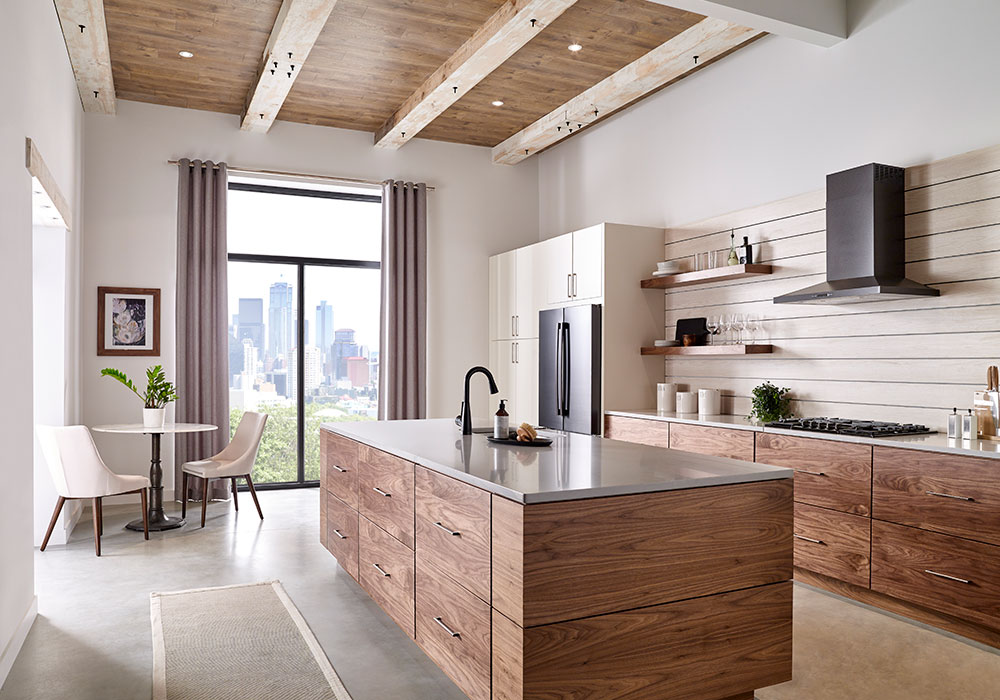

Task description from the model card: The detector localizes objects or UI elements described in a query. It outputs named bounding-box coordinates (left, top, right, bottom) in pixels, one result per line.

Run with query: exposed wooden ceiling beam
left=373, top=0, right=579, bottom=149
left=492, top=17, right=762, bottom=165
left=53, top=0, right=116, bottom=114
left=241, top=0, right=340, bottom=133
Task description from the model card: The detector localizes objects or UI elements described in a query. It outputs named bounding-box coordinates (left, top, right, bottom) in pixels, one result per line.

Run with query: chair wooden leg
left=231, top=477, right=239, bottom=511
left=92, top=498, right=102, bottom=557
left=140, top=488, right=149, bottom=540
left=201, top=476, right=209, bottom=528
left=40, top=496, right=66, bottom=551
left=97, top=497, right=103, bottom=536
left=181, top=471, right=188, bottom=518
left=245, top=475, right=263, bottom=520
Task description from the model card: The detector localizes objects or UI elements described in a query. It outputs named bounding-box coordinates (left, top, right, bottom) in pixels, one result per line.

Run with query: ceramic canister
left=676, top=391, right=698, bottom=414
left=657, top=383, right=677, bottom=412
left=698, top=388, right=721, bottom=415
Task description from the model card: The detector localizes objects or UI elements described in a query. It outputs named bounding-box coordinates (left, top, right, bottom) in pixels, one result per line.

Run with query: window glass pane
left=227, top=182, right=381, bottom=261
left=302, top=266, right=381, bottom=481
left=227, top=261, right=299, bottom=484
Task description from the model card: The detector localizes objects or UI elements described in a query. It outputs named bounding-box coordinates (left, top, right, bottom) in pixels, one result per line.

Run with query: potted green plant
left=100, top=365, right=178, bottom=428
left=748, top=381, right=793, bottom=424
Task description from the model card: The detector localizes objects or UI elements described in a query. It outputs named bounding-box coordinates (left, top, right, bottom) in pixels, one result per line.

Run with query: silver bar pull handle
left=433, top=521, right=461, bottom=537
left=572, top=273, right=578, bottom=297
left=925, top=490, right=974, bottom=502
left=567, top=273, right=572, bottom=298
left=333, top=529, right=347, bottom=540
left=433, top=616, right=461, bottom=638
left=332, top=465, right=348, bottom=473
left=795, top=469, right=825, bottom=477
left=924, top=569, right=971, bottom=584
left=372, top=487, right=391, bottom=497
left=515, top=315, right=519, bottom=336
left=794, top=534, right=824, bottom=544
left=512, top=315, right=516, bottom=337
left=372, top=563, right=390, bottom=577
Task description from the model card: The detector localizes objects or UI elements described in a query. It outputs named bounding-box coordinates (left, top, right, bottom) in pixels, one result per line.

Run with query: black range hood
left=774, top=163, right=940, bottom=305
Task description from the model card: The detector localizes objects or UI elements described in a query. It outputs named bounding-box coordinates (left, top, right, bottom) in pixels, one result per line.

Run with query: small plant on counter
left=100, top=365, right=178, bottom=408
left=748, top=381, right=792, bottom=424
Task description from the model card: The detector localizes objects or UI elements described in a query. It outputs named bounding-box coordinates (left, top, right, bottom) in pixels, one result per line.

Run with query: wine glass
left=706, top=315, right=719, bottom=345
left=736, top=314, right=748, bottom=345
left=746, top=313, right=761, bottom=344
left=722, top=314, right=735, bottom=345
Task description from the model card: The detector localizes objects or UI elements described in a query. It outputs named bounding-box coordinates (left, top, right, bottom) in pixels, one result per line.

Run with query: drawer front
left=872, top=520, right=1000, bottom=629
left=359, top=446, right=415, bottom=549
left=323, top=432, right=359, bottom=510
left=325, top=492, right=359, bottom=580
left=793, top=503, right=870, bottom=588
left=873, top=446, right=1000, bottom=546
left=415, top=467, right=491, bottom=602
left=359, top=516, right=415, bottom=638
left=669, top=423, right=754, bottom=462
left=756, top=433, right=872, bottom=515
left=416, top=560, right=492, bottom=700
left=603, top=415, right=669, bottom=448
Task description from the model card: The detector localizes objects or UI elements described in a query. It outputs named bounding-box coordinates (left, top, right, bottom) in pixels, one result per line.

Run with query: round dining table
left=91, top=423, right=217, bottom=531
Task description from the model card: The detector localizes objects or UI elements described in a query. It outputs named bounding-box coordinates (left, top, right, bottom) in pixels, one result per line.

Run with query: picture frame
left=97, top=286, right=161, bottom=356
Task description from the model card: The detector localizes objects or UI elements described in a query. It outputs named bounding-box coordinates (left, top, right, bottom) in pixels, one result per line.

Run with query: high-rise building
left=236, top=298, right=264, bottom=351
left=241, top=338, right=259, bottom=387
left=268, top=281, right=293, bottom=360
left=316, top=301, right=334, bottom=368
left=331, top=328, right=360, bottom=379
left=346, top=356, right=369, bottom=388
left=289, top=345, right=322, bottom=400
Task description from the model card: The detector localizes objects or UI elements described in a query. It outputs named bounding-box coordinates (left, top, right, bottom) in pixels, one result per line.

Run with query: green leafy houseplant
left=748, top=381, right=793, bottom=424
left=101, top=365, right=178, bottom=408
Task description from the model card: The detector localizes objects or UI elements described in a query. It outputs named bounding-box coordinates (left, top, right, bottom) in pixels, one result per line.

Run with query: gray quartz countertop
left=606, top=409, right=1000, bottom=460
left=321, top=419, right=791, bottom=504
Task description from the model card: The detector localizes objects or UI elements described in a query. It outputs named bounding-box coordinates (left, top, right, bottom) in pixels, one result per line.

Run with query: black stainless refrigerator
left=538, top=305, right=602, bottom=434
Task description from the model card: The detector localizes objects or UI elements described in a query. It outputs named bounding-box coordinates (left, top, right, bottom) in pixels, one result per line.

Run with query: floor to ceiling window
left=227, top=178, right=382, bottom=487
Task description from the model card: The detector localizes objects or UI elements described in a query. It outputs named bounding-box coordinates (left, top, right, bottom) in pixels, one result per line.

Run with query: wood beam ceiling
left=491, top=17, right=762, bottom=164
left=53, top=0, right=116, bottom=114
left=241, top=0, right=340, bottom=133
left=373, top=0, right=579, bottom=149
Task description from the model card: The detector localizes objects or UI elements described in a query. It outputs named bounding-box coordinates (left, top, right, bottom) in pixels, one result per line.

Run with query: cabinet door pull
left=516, top=315, right=519, bottom=336
left=433, top=616, right=461, bottom=638
left=372, top=486, right=391, bottom=497
left=924, top=569, right=971, bottom=584
left=433, top=521, right=461, bottom=537
left=567, top=273, right=572, bottom=298
left=332, top=465, right=348, bottom=473
left=572, top=272, right=578, bottom=297
left=795, top=469, right=826, bottom=477
left=372, top=563, right=391, bottom=577
left=515, top=341, right=519, bottom=364
left=925, top=490, right=974, bottom=502
left=332, top=529, right=347, bottom=539
left=793, top=534, right=824, bottom=544
left=512, top=315, right=516, bottom=337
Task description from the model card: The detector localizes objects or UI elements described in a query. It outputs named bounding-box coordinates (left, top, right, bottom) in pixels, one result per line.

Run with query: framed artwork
left=97, top=287, right=161, bottom=356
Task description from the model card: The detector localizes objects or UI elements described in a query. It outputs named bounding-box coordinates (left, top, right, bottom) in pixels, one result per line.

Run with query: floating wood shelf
left=641, top=344, right=774, bottom=356
left=640, top=264, right=773, bottom=289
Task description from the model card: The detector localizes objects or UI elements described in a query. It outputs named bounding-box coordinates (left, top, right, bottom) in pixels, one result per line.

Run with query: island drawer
left=359, top=515, right=415, bottom=638
left=793, top=503, right=870, bottom=588
left=415, top=467, right=491, bottom=603
left=872, top=520, right=1000, bottom=629
left=756, top=433, right=872, bottom=515
left=325, top=492, right=359, bottom=581
left=323, top=431, right=359, bottom=510
left=359, top=446, right=415, bottom=549
left=873, top=447, right=1000, bottom=546
left=668, top=423, right=754, bottom=462
left=603, top=416, right=669, bottom=448
left=415, top=560, right=491, bottom=700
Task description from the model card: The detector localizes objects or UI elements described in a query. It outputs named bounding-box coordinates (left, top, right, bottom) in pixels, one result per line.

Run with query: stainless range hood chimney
left=773, top=163, right=940, bottom=305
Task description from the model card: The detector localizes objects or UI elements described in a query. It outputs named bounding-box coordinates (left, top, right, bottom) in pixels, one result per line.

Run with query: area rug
left=150, top=581, right=352, bottom=700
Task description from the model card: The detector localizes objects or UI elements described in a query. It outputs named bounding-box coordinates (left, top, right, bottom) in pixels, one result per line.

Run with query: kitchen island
left=319, top=419, right=793, bottom=700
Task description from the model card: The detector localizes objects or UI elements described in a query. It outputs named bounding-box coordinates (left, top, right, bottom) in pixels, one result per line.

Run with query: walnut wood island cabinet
left=320, top=419, right=793, bottom=700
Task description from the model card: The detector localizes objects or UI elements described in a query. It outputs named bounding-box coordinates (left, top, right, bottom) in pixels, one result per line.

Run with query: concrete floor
left=2, top=488, right=999, bottom=700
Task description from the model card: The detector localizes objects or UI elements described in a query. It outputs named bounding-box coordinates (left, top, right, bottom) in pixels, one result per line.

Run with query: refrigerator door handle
left=561, top=322, right=571, bottom=415
left=555, top=322, right=564, bottom=416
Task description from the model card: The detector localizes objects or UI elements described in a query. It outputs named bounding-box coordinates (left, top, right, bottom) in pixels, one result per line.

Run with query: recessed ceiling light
left=492, top=100, right=504, bottom=107
left=568, top=43, right=582, bottom=52
left=178, top=50, right=194, bottom=58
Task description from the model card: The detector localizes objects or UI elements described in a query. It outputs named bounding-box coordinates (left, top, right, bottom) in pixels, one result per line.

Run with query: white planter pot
left=143, top=408, right=166, bottom=429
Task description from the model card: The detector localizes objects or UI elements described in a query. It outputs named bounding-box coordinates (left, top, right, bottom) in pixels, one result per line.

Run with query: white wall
left=82, top=101, right=538, bottom=493
left=537, top=0, right=1000, bottom=235
left=0, top=0, right=83, bottom=685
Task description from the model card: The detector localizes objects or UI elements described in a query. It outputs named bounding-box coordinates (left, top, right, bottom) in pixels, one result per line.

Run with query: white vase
left=143, top=407, right=166, bottom=429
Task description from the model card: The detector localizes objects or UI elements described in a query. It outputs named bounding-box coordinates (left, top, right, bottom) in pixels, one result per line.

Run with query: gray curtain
left=379, top=181, right=427, bottom=420
left=175, top=159, right=230, bottom=500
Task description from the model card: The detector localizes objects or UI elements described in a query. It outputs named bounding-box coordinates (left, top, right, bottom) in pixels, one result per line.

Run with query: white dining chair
left=37, top=425, right=151, bottom=556
left=180, top=411, right=268, bottom=527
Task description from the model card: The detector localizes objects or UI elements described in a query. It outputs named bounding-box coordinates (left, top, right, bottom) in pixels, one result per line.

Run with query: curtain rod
left=166, top=160, right=435, bottom=190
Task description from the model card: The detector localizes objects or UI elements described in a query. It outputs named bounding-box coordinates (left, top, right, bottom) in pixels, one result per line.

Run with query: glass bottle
left=727, top=230, right=739, bottom=266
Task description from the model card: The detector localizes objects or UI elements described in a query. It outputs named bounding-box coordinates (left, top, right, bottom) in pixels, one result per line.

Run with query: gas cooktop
left=764, top=417, right=936, bottom=438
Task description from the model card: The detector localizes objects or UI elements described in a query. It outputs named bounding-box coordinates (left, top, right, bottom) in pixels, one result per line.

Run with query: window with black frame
left=226, top=178, right=381, bottom=488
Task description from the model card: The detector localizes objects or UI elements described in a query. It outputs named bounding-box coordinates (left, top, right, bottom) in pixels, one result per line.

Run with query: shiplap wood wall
left=662, top=143, right=1000, bottom=429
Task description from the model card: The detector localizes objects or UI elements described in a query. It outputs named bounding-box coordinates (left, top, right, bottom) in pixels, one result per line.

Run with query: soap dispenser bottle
left=494, top=399, right=510, bottom=439
left=962, top=408, right=978, bottom=440
left=947, top=408, right=959, bottom=439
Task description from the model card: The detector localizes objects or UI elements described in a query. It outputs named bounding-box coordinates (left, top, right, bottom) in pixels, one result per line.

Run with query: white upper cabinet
left=541, top=233, right=574, bottom=305
left=571, top=224, right=604, bottom=301
left=489, top=250, right=517, bottom=341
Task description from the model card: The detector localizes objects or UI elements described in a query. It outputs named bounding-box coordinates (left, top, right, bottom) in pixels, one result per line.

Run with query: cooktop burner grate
left=764, top=417, right=936, bottom=438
